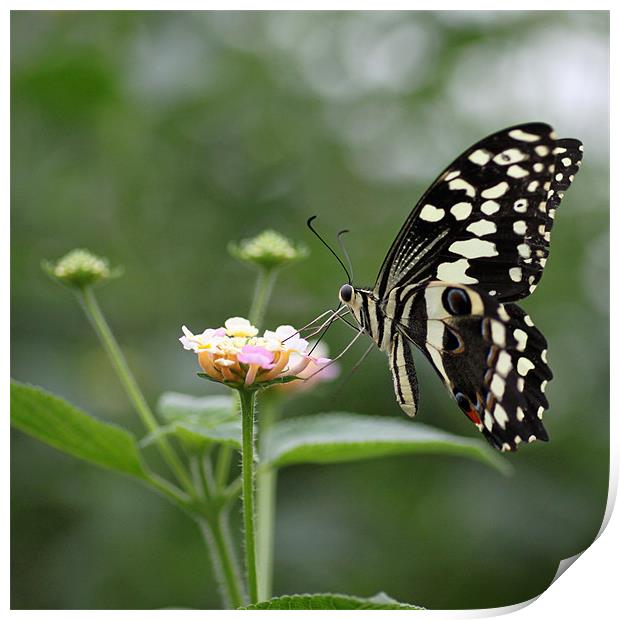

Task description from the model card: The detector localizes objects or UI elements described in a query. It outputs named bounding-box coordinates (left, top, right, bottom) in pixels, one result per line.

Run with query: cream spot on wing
left=535, top=145, right=550, bottom=156
left=561, top=157, right=572, bottom=167
left=518, top=243, right=531, bottom=258
left=419, top=204, right=445, bottom=222
left=524, top=315, right=534, bottom=327
left=537, top=406, right=544, bottom=419
left=496, top=351, right=512, bottom=377
left=494, top=403, right=509, bottom=429
left=555, top=173, right=563, bottom=182
left=498, top=306, right=510, bottom=321
left=528, top=435, right=537, bottom=443
left=468, top=149, right=491, bottom=165
left=491, top=320, right=506, bottom=347
left=425, top=320, right=445, bottom=350
left=484, top=411, right=494, bottom=431
left=541, top=380, right=548, bottom=392
left=514, top=198, right=528, bottom=213
left=449, top=239, right=498, bottom=259
left=517, top=377, right=525, bottom=392
left=481, top=200, right=500, bottom=215
left=481, top=181, right=510, bottom=199
left=427, top=346, right=447, bottom=382
left=436, top=259, right=478, bottom=284
left=491, top=374, right=506, bottom=399
left=444, top=169, right=461, bottom=181
left=466, top=220, right=496, bottom=236
left=517, top=357, right=535, bottom=376
left=449, top=178, right=476, bottom=198
left=507, top=164, right=529, bottom=178
left=493, top=148, right=526, bottom=165
left=516, top=407, right=525, bottom=421
left=554, top=146, right=567, bottom=155
left=509, top=128, right=540, bottom=142
left=513, top=328, right=528, bottom=351
left=541, top=349, right=548, bottom=363
left=509, top=267, right=522, bottom=282
left=513, top=220, right=527, bottom=235
left=534, top=162, right=544, bottom=172
left=527, top=180, right=539, bottom=192
left=450, top=202, right=472, bottom=220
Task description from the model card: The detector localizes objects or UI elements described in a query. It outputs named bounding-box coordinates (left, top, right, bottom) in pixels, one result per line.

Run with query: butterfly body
left=336, top=123, right=583, bottom=451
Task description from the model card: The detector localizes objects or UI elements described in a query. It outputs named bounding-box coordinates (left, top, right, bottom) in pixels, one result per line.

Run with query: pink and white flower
left=180, top=318, right=332, bottom=389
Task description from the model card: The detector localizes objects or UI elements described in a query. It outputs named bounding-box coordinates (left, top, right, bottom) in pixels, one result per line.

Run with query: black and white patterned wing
left=393, top=282, right=551, bottom=451
left=373, top=123, right=583, bottom=302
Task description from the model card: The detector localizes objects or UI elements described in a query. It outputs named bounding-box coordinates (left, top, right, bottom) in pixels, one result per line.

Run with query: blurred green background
left=11, top=10, right=609, bottom=610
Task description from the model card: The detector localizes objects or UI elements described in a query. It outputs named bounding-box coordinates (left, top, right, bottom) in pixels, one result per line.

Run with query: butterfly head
left=338, top=283, right=354, bottom=304
left=338, top=284, right=359, bottom=307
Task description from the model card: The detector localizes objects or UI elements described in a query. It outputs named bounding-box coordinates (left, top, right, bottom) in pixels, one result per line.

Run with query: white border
left=5, top=3, right=615, bottom=618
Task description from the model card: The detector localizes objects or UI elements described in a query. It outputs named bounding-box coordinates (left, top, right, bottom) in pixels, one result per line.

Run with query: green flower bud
left=228, top=229, right=309, bottom=271
left=43, top=249, right=122, bottom=290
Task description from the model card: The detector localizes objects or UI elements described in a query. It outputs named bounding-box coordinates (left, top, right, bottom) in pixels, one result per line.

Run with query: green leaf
left=157, top=391, right=235, bottom=424
left=262, top=412, right=511, bottom=475
left=10, top=380, right=148, bottom=479
left=143, top=391, right=241, bottom=451
left=242, top=592, right=423, bottom=610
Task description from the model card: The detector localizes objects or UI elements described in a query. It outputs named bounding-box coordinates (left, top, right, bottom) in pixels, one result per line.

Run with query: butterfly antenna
left=337, top=229, right=354, bottom=283
left=307, top=216, right=352, bottom=284
left=330, top=342, right=375, bottom=401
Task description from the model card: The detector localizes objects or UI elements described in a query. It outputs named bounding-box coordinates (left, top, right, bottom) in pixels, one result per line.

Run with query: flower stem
left=256, top=398, right=279, bottom=601
left=77, top=287, right=194, bottom=495
left=248, top=267, right=277, bottom=327
left=199, top=515, right=245, bottom=609
left=239, top=389, right=259, bottom=604
left=195, top=453, right=244, bottom=609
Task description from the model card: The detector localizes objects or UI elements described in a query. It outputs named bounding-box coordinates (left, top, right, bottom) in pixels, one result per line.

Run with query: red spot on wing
left=465, top=408, right=481, bottom=425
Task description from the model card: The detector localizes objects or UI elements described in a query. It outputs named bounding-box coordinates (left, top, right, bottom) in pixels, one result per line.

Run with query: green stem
left=239, top=389, right=259, bottom=604
left=77, top=287, right=194, bottom=495
left=256, top=399, right=279, bottom=601
left=199, top=515, right=245, bottom=609
left=248, top=268, right=277, bottom=327
left=215, top=445, right=233, bottom=490
left=197, top=450, right=214, bottom=502
left=144, top=472, right=193, bottom=514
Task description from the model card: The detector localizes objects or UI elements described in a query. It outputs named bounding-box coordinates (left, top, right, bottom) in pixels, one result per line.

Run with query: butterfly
left=334, top=123, right=583, bottom=451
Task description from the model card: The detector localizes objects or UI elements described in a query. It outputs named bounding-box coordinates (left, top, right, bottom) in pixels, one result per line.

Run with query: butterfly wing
left=389, top=282, right=551, bottom=451
left=373, top=123, right=583, bottom=303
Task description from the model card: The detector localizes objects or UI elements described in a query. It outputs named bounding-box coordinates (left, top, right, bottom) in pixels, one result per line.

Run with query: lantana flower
left=228, top=230, right=309, bottom=271
left=42, top=248, right=123, bottom=290
left=180, top=317, right=332, bottom=389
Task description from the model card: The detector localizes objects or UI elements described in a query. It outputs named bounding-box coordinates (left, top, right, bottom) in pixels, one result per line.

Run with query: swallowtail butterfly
left=337, top=123, right=583, bottom=451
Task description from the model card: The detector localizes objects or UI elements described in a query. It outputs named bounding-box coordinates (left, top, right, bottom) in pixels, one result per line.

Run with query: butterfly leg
left=302, top=328, right=365, bottom=381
